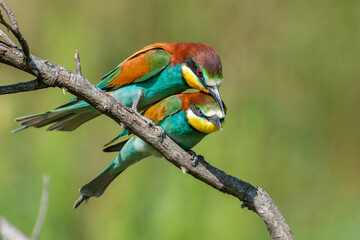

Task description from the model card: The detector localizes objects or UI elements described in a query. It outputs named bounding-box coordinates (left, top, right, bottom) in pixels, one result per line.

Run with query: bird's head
left=185, top=93, right=226, bottom=134
left=180, top=44, right=225, bottom=115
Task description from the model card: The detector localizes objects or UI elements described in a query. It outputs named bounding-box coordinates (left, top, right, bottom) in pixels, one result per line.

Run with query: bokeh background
left=1, top=0, right=359, bottom=239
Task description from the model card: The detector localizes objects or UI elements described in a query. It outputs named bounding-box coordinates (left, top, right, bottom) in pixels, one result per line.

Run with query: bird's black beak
left=207, top=86, right=225, bottom=116
left=209, top=116, right=223, bottom=131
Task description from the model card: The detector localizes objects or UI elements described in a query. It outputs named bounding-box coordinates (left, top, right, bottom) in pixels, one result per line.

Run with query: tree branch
left=0, top=1, right=294, bottom=239
left=0, top=78, right=49, bottom=95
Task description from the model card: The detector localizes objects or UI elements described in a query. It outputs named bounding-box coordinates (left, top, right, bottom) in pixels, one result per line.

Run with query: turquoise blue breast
left=160, top=111, right=206, bottom=150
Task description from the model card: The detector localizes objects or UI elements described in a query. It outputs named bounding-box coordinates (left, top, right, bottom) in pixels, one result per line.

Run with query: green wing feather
left=96, top=49, right=171, bottom=91
left=143, top=95, right=183, bottom=124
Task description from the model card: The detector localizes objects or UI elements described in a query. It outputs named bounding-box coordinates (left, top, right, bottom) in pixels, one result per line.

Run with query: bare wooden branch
left=0, top=0, right=30, bottom=61
left=31, top=174, right=50, bottom=240
left=0, top=78, right=49, bottom=95
left=253, top=188, right=294, bottom=239
left=0, top=2, right=295, bottom=239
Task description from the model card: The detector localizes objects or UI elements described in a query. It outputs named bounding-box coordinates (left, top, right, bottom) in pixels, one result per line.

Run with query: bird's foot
left=187, top=150, right=203, bottom=167
left=142, top=114, right=155, bottom=129
left=146, top=118, right=156, bottom=129
left=132, top=109, right=155, bottom=128
left=155, top=126, right=166, bottom=143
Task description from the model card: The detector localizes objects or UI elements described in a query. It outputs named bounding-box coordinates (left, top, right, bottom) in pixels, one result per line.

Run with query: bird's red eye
left=197, top=69, right=203, bottom=77
left=197, top=108, right=203, bottom=116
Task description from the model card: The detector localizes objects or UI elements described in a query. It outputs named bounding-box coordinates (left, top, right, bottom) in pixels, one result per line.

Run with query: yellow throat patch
left=186, top=110, right=222, bottom=134
left=181, top=65, right=209, bottom=93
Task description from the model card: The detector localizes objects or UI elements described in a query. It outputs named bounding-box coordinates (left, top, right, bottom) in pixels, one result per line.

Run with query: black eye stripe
left=189, top=104, right=204, bottom=117
left=185, top=57, right=197, bottom=72
left=185, top=57, right=208, bottom=89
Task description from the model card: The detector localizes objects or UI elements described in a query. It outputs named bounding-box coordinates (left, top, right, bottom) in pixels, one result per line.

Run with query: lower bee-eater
left=74, top=92, right=226, bottom=208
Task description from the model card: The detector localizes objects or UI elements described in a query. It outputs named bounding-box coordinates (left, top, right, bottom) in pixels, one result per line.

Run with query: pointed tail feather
left=11, top=125, right=28, bottom=133
left=15, top=111, right=75, bottom=129
left=103, top=141, right=127, bottom=153
left=73, top=164, right=124, bottom=209
left=73, top=195, right=89, bottom=209
left=103, top=129, right=130, bottom=147
left=46, top=112, right=99, bottom=131
left=74, top=141, right=132, bottom=208
left=13, top=101, right=99, bottom=132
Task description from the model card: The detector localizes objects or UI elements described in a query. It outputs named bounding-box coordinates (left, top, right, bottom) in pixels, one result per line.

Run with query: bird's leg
left=132, top=89, right=144, bottom=111
left=187, top=150, right=203, bottom=167
left=130, top=89, right=156, bottom=128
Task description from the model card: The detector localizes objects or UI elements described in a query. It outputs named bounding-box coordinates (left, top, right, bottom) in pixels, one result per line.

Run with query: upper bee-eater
left=74, top=92, right=226, bottom=208
left=13, top=42, right=224, bottom=132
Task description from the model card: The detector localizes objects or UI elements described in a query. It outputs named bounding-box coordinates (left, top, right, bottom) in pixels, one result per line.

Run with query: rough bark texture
left=0, top=1, right=294, bottom=239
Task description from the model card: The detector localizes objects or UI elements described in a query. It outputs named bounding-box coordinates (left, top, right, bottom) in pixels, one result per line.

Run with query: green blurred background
left=1, top=0, right=360, bottom=239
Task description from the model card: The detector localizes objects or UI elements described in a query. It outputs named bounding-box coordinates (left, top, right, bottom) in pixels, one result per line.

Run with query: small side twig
left=0, top=0, right=30, bottom=61
left=0, top=78, right=49, bottom=95
left=31, top=174, right=50, bottom=240
left=74, top=49, right=82, bottom=75
left=0, top=28, right=15, bottom=47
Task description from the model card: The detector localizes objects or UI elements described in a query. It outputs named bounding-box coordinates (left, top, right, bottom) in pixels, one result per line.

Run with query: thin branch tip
left=0, top=0, right=30, bottom=61
left=74, top=49, right=82, bottom=75
left=0, top=28, right=16, bottom=47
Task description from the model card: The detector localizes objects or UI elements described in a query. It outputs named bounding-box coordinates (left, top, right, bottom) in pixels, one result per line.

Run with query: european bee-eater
left=74, top=92, right=226, bottom=208
left=13, top=42, right=224, bottom=132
